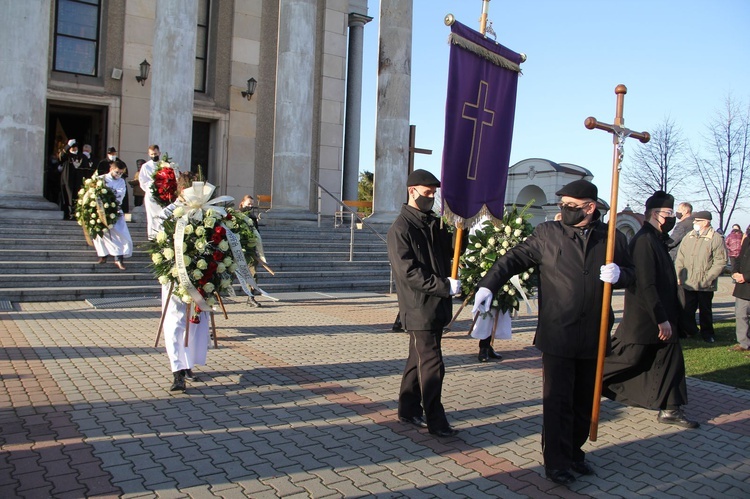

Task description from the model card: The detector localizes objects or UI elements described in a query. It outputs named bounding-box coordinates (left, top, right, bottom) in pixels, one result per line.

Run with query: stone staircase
left=0, top=218, right=392, bottom=302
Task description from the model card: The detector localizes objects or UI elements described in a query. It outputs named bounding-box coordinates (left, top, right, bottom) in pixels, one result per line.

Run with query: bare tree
left=621, top=116, right=689, bottom=206
left=691, top=96, right=750, bottom=233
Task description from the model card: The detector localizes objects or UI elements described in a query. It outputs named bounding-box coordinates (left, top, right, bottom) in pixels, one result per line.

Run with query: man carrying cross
left=472, top=179, right=635, bottom=485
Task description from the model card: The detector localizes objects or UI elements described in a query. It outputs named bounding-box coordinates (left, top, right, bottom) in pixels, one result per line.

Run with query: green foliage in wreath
left=460, top=203, right=536, bottom=313
left=75, top=173, right=119, bottom=239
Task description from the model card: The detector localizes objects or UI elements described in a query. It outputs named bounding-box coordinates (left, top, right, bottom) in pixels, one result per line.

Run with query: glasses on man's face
left=557, top=201, right=591, bottom=210
left=656, top=210, right=674, bottom=217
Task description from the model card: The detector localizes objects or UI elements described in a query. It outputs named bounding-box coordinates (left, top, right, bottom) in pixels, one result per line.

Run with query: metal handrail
left=311, top=178, right=395, bottom=293
left=310, top=178, right=387, bottom=244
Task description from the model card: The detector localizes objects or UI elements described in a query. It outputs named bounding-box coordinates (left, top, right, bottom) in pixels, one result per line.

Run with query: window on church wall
left=195, top=0, right=210, bottom=92
left=53, top=0, right=101, bottom=76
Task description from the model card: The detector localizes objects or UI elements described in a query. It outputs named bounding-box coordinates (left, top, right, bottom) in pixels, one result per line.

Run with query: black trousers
left=541, top=353, right=596, bottom=470
left=398, top=329, right=448, bottom=432
left=683, top=289, right=715, bottom=340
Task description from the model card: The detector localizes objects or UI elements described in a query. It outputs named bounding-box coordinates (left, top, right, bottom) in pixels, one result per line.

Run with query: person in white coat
left=94, top=160, right=133, bottom=270
left=154, top=173, right=210, bottom=392
left=138, top=144, right=163, bottom=239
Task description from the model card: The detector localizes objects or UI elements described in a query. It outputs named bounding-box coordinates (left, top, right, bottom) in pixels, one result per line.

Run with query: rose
left=195, top=239, right=207, bottom=251
left=213, top=250, right=224, bottom=261
left=218, top=240, right=229, bottom=252
left=203, top=282, right=215, bottom=294
left=220, top=278, right=233, bottom=289
left=216, top=263, right=226, bottom=273
left=223, top=257, right=233, bottom=267
left=192, top=269, right=203, bottom=280
left=204, top=217, right=217, bottom=228
left=173, top=206, right=185, bottom=218
left=514, top=229, right=522, bottom=237
left=184, top=224, right=194, bottom=235
left=505, top=226, right=512, bottom=235
left=228, top=263, right=238, bottom=273
left=162, top=248, right=175, bottom=260
left=516, top=217, right=523, bottom=225
left=475, top=242, right=482, bottom=249
left=183, top=255, right=191, bottom=267
left=158, top=275, right=170, bottom=285
left=156, top=232, right=168, bottom=244
left=196, top=259, right=208, bottom=270
left=195, top=226, right=205, bottom=237
left=152, top=253, right=164, bottom=264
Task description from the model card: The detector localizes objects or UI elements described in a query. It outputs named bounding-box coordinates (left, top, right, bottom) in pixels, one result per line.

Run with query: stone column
left=150, top=0, right=198, bottom=168
left=367, top=0, right=412, bottom=224
left=267, top=0, right=317, bottom=221
left=342, top=13, right=372, bottom=202
left=0, top=0, right=60, bottom=219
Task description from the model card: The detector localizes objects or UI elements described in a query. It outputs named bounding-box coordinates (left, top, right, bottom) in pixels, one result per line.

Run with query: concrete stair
left=0, top=218, right=391, bottom=302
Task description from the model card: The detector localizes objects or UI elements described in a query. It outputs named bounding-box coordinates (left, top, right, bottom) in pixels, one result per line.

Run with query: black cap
left=555, top=179, right=598, bottom=201
left=407, top=169, right=441, bottom=187
left=107, top=147, right=117, bottom=154
left=693, top=210, right=712, bottom=221
left=645, top=190, right=674, bottom=210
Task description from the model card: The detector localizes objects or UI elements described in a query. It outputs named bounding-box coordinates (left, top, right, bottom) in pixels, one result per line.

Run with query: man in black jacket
left=387, top=169, right=460, bottom=438
left=730, top=236, right=750, bottom=352
left=473, top=179, right=635, bottom=485
left=602, top=191, right=699, bottom=430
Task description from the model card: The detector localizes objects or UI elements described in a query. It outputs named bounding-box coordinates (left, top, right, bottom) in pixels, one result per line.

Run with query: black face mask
left=676, top=212, right=683, bottom=220
left=151, top=154, right=160, bottom=162
left=661, top=216, right=676, bottom=234
left=561, top=205, right=586, bottom=226
left=414, top=193, right=435, bottom=213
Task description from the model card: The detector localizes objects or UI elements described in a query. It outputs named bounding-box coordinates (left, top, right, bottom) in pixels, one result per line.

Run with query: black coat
left=613, top=222, right=680, bottom=344
left=732, top=237, right=750, bottom=300
left=387, top=204, right=453, bottom=331
left=477, top=220, right=635, bottom=359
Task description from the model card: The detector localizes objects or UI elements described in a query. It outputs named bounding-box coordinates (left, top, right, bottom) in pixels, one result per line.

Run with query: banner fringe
left=448, top=33, right=522, bottom=74
left=443, top=202, right=503, bottom=230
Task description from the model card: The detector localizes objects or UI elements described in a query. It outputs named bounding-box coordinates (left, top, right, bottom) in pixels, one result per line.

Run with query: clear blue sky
left=358, top=0, right=750, bottom=226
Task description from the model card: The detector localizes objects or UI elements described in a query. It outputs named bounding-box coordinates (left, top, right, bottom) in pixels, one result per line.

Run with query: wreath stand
left=153, top=282, right=227, bottom=349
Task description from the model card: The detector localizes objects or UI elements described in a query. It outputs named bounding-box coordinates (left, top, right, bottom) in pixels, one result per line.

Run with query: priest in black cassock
left=602, top=190, right=699, bottom=429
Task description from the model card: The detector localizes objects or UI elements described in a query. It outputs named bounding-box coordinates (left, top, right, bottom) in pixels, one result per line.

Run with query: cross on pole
left=408, top=124, right=432, bottom=174
left=586, top=84, right=650, bottom=442
left=461, top=81, right=495, bottom=179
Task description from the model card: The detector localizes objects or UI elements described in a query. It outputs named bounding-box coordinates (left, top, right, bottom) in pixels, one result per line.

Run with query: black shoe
left=97, top=257, right=107, bottom=264
left=478, top=348, right=490, bottom=362
left=170, top=371, right=186, bottom=391
left=398, top=416, right=428, bottom=428
left=487, top=347, right=503, bottom=360
left=185, top=369, right=200, bottom=382
left=248, top=297, right=261, bottom=308
left=657, top=409, right=699, bottom=429
left=428, top=427, right=459, bottom=437
left=545, top=468, right=576, bottom=485
left=703, top=336, right=715, bottom=343
left=571, top=461, right=595, bottom=475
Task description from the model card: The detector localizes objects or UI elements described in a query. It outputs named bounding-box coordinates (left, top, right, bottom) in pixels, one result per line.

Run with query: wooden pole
left=586, top=85, right=650, bottom=441
left=184, top=302, right=192, bottom=348
left=210, top=312, right=218, bottom=349
left=154, top=281, right=174, bottom=348
left=479, top=0, right=490, bottom=35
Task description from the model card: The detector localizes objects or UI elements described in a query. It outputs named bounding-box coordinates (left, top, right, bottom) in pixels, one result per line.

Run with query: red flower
left=213, top=250, right=224, bottom=261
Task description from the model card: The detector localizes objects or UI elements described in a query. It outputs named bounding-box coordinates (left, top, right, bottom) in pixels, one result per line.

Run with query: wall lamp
left=241, top=77, right=257, bottom=100
left=136, top=59, right=150, bottom=86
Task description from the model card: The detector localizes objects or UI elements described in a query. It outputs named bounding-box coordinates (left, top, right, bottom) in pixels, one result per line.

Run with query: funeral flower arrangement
left=75, top=173, right=119, bottom=239
left=151, top=154, right=180, bottom=207
left=460, top=204, right=536, bottom=314
left=147, top=182, right=260, bottom=318
left=225, top=208, right=261, bottom=268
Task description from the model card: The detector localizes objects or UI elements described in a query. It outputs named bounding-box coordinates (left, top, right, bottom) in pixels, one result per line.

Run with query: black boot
left=170, top=370, right=186, bottom=391
left=478, top=348, right=490, bottom=362
left=185, top=369, right=200, bottom=382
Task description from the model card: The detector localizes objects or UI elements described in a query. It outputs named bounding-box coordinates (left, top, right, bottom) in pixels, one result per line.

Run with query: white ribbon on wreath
left=471, top=274, right=535, bottom=340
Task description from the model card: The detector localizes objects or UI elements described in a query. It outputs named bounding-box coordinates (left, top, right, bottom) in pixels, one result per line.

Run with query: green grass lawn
left=681, top=320, right=750, bottom=391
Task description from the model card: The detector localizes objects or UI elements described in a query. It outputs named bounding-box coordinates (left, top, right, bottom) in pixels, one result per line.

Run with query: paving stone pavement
left=1, top=278, right=749, bottom=498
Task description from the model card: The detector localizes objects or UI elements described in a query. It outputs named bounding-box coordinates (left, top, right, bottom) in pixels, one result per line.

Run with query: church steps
left=0, top=218, right=391, bottom=302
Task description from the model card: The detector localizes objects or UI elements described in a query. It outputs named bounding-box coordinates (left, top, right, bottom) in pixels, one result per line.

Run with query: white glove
left=67, top=139, right=76, bottom=146
left=472, top=287, right=494, bottom=315
left=600, top=263, right=620, bottom=284
left=448, top=277, right=461, bottom=296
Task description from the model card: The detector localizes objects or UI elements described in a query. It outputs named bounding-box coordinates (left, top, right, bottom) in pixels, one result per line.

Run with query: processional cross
left=586, top=84, right=650, bottom=441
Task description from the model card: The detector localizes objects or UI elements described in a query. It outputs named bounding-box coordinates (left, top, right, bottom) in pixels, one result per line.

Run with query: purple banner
left=441, top=21, right=522, bottom=222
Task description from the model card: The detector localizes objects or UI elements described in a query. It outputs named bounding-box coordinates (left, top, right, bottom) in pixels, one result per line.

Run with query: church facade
left=0, top=0, right=371, bottom=220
